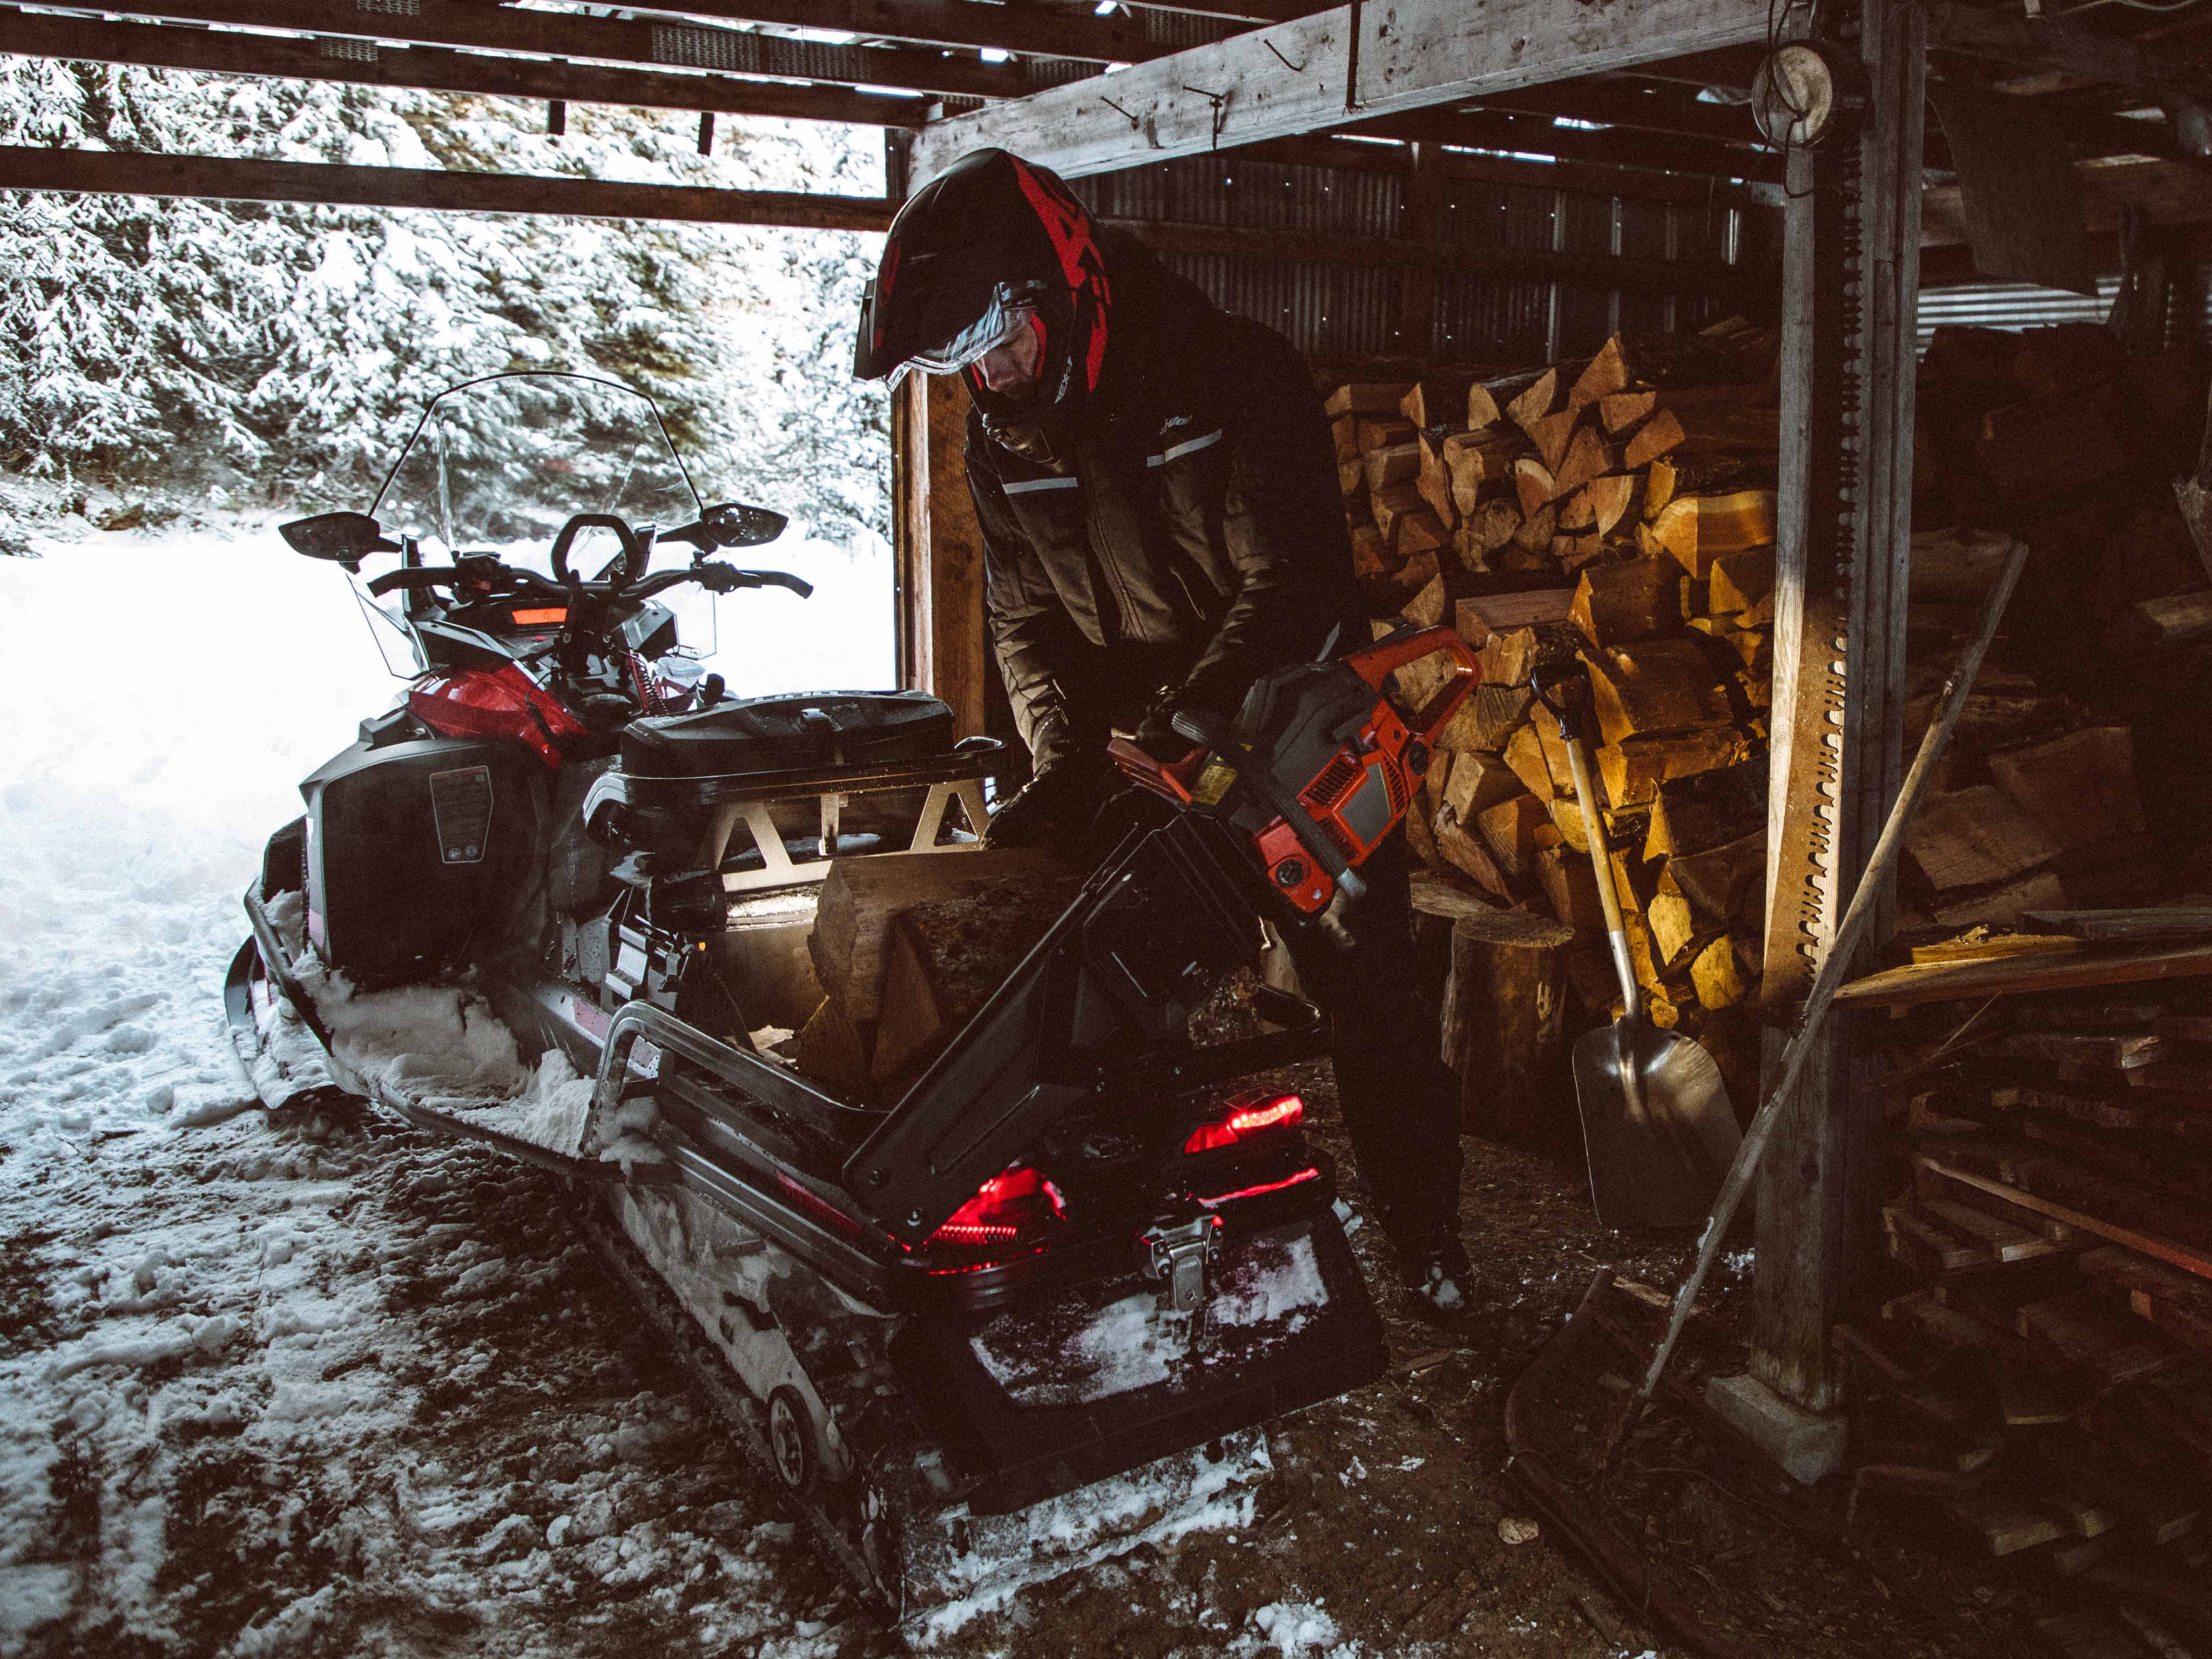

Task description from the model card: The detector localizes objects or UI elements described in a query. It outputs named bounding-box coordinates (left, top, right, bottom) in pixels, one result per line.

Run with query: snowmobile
left=225, top=369, right=1478, bottom=1622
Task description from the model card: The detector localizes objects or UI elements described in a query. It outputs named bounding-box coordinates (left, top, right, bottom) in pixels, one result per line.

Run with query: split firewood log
left=1581, top=638, right=1732, bottom=746
left=1371, top=481, right=1427, bottom=542
left=1440, top=901, right=1575, bottom=1141
left=1514, top=457, right=1559, bottom=517
left=1416, top=431, right=1460, bottom=527
left=1400, top=377, right=1473, bottom=430
left=1904, top=785, right=2061, bottom=893
left=1648, top=489, right=1778, bottom=579
left=1325, top=381, right=1414, bottom=417
left=1554, top=424, right=1614, bottom=498
left=1454, top=590, right=1576, bottom=686
left=1364, top=441, right=1420, bottom=494
left=1596, top=727, right=1754, bottom=808
left=1457, top=500, right=1523, bottom=563
left=1331, top=414, right=1361, bottom=464
left=1986, top=727, right=2146, bottom=855
left=1467, top=382, right=1504, bottom=430
left=1357, top=415, right=1415, bottom=454
left=1587, top=473, right=1638, bottom=537
left=1571, top=558, right=1683, bottom=645
left=1476, top=792, right=1552, bottom=880
left=1443, top=748, right=1522, bottom=822
left=1510, top=502, right=1560, bottom=557
left=1535, top=842, right=1606, bottom=933
left=1505, top=367, right=1560, bottom=441
left=1396, top=508, right=1452, bottom=564
left=1624, top=407, right=1687, bottom=471
left=1442, top=428, right=1522, bottom=517
left=1434, top=804, right=1513, bottom=898
left=1599, top=387, right=1658, bottom=437
left=1567, top=335, right=1632, bottom=413
left=1705, top=547, right=1776, bottom=615
left=1644, top=758, right=1768, bottom=860
left=1528, top=409, right=1580, bottom=475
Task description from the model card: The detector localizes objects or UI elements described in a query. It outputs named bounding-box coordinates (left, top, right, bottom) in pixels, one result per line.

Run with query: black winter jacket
left=966, top=230, right=1367, bottom=772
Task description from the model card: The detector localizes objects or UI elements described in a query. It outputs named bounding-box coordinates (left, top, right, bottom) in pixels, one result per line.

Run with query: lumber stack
left=1843, top=954, right=2212, bottom=1622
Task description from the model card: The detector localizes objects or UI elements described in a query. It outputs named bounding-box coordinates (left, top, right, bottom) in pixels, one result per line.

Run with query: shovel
left=1532, top=669, right=1743, bottom=1229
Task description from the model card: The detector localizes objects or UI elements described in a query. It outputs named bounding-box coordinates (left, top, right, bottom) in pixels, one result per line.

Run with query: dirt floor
left=2, top=1040, right=2054, bottom=1659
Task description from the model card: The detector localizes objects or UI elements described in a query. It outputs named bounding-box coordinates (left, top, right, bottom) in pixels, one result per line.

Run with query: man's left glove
left=1130, top=703, right=1201, bottom=764
left=982, top=753, right=1112, bottom=852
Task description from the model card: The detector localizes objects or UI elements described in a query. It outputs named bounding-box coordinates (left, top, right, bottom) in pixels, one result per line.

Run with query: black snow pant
left=1276, top=831, right=1465, bottom=1262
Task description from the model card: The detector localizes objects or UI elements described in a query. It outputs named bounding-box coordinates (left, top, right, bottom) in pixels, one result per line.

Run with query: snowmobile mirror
left=281, top=511, right=397, bottom=564
left=700, top=502, right=787, bottom=549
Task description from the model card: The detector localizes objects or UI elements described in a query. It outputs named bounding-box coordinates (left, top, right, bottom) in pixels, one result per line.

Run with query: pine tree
left=0, top=62, right=889, bottom=543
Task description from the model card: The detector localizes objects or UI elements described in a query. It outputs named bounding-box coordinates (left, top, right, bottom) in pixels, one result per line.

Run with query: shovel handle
left=1534, top=667, right=1639, bottom=1020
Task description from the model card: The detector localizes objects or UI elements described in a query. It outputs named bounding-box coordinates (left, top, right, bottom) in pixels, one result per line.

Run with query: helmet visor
left=894, top=282, right=1043, bottom=383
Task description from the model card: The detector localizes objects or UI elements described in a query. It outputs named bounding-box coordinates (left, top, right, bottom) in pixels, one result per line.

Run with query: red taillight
left=1183, top=1091, right=1304, bottom=1155
left=922, top=1165, right=1064, bottom=1267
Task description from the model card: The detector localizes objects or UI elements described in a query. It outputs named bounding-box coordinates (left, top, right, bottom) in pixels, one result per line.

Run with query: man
left=854, top=147, right=1472, bottom=1318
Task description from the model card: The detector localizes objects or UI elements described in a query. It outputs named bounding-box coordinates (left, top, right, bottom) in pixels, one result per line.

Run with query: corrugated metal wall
left=1916, top=274, right=2212, bottom=353
left=1068, top=151, right=1755, bottom=368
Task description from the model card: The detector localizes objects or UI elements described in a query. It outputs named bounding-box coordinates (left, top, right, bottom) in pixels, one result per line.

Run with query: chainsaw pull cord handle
left=1170, top=706, right=1367, bottom=903
left=1532, top=666, right=1640, bottom=1030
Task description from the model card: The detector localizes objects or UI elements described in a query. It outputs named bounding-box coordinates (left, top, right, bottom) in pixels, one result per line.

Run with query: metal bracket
left=1139, top=1216, right=1222, bottom=1313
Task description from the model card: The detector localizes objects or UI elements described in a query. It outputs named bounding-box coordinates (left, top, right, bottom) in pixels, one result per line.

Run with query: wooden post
left=1754, top=0, right=1927, bottom=1413
left=891, top=373, right=991, bottom=737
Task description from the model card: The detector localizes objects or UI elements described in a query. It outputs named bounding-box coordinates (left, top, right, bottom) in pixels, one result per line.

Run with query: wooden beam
left=1610, top=43, right=1766, bottom=93
left=1103, top=217, right=1756, bottom=296
left=80, top=0, right=1037, bottom=100
left=898, top=374, right=989, bottom=736
left=1923, top=154, right=2212, bottom=246
left=0, top=144, right=896, bottom=229
left=611, top=0, right=1161, bottom=68
left=1351, top=104, right=1783, bottom=186
left=1926, top=1, right=2212, bottom=97
left=909, top=0, right=1772, bottom=181
left=0, top=11, right=926, bottom=126
left=1755, top=0, right=1928, bottom=1415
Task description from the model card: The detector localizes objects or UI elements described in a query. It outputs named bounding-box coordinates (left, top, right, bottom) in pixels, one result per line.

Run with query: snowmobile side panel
left=889, top=1213, right=1386, bottom=1516
left=301, top=731, right=542, bottom=986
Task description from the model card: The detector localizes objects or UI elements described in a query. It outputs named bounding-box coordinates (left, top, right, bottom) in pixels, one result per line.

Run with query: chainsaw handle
left=1170, top=707, right=1366, bottom=902
left=1351, top=626, right=1482, bottom=741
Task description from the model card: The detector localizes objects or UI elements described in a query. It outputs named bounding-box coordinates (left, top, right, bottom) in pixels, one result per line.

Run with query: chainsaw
left=1109, top=625, right=1482, bottom=914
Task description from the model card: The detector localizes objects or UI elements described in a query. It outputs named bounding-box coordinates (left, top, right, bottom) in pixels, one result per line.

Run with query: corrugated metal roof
left=1915, top=278, right=2122, bottom=352
left=1074, top=157, right=1400, bottom=239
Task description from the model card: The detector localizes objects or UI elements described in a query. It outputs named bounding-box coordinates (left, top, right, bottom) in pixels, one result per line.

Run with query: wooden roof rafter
left=44, top=0, right=1055, bottom=101
left=0, top=7, right=930, bottom=125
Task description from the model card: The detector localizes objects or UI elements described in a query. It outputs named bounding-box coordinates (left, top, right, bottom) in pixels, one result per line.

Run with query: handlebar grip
left=365, top=566, right=460, bottom=596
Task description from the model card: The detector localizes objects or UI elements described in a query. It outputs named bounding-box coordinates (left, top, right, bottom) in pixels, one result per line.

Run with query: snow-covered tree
left=0, top=59, right=889, bottom=543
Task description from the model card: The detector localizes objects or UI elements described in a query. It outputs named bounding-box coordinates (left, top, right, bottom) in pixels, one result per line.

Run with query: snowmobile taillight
left=512, top=606, right=567, bottom=626
left=1182, top=1091, right=1304, bottom=1155
left=921, top=1165, right=1066, bottom=1269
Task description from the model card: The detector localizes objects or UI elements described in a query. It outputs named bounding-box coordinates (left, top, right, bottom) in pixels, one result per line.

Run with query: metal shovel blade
left=1572, top=1021, right=1743, bottom=1230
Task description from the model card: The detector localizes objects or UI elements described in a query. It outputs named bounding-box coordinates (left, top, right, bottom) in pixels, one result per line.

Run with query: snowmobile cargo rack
left=583, top=735, right=1005, bottom=892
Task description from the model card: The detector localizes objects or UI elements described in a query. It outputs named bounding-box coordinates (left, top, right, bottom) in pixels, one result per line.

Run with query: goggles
left=893, top=281, right=1047, bottom=384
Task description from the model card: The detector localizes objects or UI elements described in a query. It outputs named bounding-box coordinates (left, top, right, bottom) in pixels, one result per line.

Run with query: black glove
left=983, top=756, right=1110, bottom=851
left=1130, top=704, right=1202, bottom=765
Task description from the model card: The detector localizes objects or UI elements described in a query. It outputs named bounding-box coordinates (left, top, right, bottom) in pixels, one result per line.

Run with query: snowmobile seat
left=619, top=690, right=956, bottom=781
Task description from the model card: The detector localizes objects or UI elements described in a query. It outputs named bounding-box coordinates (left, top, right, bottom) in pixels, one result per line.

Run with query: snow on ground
left=0, top=527, right=895, bottom=1657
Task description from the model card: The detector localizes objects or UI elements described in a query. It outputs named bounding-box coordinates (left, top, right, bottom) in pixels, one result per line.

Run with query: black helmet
left=854, top=149, right=1112, bottom=417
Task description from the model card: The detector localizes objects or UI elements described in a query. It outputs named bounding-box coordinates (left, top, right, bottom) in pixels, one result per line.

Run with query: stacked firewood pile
left=1327, top=320, right=1785, bottom=1132
left=1892, top=322, right=2210, bottom=935
left=1838, top=937, right=2212, bottom=1645
left=1328, top=315, right=2212, bottom=1139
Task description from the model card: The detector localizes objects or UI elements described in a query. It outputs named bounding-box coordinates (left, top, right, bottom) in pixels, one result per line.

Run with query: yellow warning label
left=1193, top=760, right=1239, bottom=806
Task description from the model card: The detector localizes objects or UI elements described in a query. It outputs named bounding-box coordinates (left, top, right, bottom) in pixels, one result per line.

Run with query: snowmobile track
left=573, top=1197, right=905, bottom=1624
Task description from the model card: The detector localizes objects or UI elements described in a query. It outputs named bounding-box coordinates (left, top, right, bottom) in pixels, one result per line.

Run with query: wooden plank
left=0, top=9, right=928, bottom=127
left=2024, top=910, right=2212, bottom=948
left=0, top=145, right=896, bottom=231
left=1836, top=942, right=2212, bottom=1010
left=1917, top=1156, right=2212, bottom=1283
left=909, top=0, right=1771, bottom=181
left=1924, top=1197, right=2062, bottom=1262
left=82, top=0, right=1035, bottom=100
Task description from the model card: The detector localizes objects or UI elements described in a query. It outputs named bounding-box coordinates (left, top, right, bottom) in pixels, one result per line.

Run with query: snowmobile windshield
left=370, top=373, right=700, bottom=561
